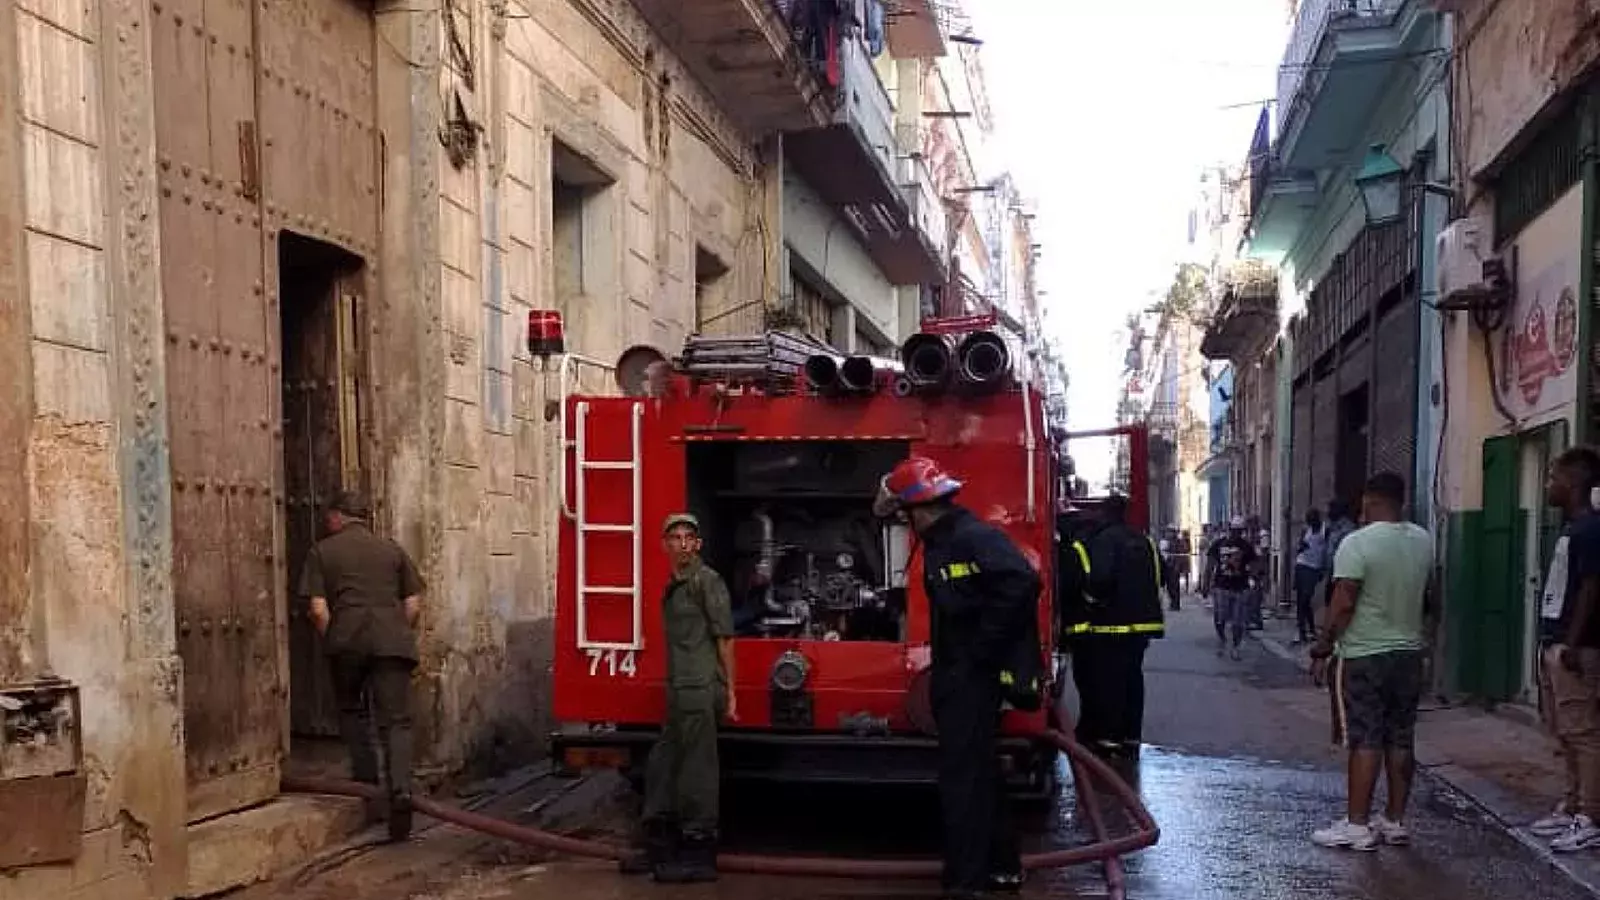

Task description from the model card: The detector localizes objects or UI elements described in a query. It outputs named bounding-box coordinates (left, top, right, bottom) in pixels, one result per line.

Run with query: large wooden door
left=152, top=0, right=380, bottom=820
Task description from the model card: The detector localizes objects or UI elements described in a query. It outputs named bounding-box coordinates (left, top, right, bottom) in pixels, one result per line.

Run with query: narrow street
left=245, top=601, right=1594, bottom=900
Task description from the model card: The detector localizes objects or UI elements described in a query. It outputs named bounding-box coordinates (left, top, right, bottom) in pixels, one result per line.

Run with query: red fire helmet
left=882, top=457, right=963, bottom=508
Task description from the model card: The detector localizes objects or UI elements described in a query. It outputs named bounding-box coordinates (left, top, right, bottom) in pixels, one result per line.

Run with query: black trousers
left=1070, top=638, right=1150, bottom=747
left=1293, top=564, right=1324, bottom=639
left=933, top=673, right=1020, bottom=892
left=331, top=654, right=415, bottom=796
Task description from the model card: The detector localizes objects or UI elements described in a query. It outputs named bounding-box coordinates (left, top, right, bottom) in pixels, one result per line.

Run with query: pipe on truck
left=956, top=330, right=1012, bottom=391
left=839, top=356, right=903, bottom=393
left=808, top=354, right=901, bottom=395
left=898, top=333, right=956, bottom=394
left=804, top=354, right=844, bottom=393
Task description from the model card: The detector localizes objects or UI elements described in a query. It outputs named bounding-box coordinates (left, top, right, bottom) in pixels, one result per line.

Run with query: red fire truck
left=541, top=314, right=1144, bottom=797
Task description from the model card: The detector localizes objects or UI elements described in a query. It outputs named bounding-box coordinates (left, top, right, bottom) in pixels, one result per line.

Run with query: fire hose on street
left=282, top=726, right=1158, bottom=899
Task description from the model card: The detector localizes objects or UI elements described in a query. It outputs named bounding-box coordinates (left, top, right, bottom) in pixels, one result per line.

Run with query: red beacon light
left=527, top=310, right=566, bottom=357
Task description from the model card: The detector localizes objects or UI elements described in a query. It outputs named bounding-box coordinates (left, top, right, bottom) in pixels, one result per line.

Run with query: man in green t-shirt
left=1308, top=472, right=1436, bottom=852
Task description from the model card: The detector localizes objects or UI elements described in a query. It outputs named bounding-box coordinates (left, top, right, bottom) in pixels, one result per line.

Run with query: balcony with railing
left=1274, top=0, right=1433, bottom=173
left=627, top=0, right=832, bottom=135
left=1243, top=101, right=1319, bottom=261
left=1200, top=259, right=1280, bottom=361
left=785, top=35, right=946, bottom=285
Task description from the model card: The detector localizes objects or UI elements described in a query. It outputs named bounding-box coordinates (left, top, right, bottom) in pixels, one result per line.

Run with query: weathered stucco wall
left=1, top=0, right=189, bottom=893
left=415, top=0, right=775, bottom=774
left=1456, top=0, right=1600, bottom=183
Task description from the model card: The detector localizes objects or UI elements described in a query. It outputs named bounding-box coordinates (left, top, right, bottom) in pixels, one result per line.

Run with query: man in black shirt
left=1532, top=447, right=1600, bottom=852
left=1203, top=516, right=1257, bottom=660
left=876, top=457, right=1038, bottom=898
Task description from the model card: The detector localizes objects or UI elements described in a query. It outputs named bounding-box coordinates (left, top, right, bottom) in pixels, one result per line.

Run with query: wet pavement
left=250, top=600, right=1599, bottom=900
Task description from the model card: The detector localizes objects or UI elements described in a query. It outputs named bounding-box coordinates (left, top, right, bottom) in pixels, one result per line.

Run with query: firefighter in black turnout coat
left=875, top=456, right=1041, bottom=900
left=1059, top=494, right=1166, bottom=758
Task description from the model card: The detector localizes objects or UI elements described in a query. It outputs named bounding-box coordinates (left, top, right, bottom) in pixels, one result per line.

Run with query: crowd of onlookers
left=1155, top=503, right=1364, bottom=646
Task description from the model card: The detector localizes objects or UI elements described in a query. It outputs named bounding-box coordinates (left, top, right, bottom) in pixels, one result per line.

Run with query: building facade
left=1434, top=0, right=1600, bottom=704
left=1229, top=0, right=1600, bottom=699
left=1243, top=0, right=1449, bottom=598
left=0, top=0, right=1034, bottom=897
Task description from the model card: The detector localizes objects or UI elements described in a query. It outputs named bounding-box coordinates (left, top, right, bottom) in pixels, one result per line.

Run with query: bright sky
left=971, top=1, right=1289, bottom=484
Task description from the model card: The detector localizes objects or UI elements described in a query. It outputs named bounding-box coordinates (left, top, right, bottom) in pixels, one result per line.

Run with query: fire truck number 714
left=586, top=648, right=638, bottom=678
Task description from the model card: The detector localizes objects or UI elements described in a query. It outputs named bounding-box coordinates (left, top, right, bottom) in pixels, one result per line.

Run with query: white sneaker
left=1531, top=806, right=1577, bottom=838
left=1312, top=818, right=1378, bottom=851
left=1551, top=815, right=1600, bottom=853
left=1372, top=815, right=1410, bottom=846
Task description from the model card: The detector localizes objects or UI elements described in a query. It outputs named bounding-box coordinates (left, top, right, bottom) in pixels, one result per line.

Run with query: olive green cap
left=328, top=489, right=371, bottom=519
left=662, top=513, right=700, bottom=535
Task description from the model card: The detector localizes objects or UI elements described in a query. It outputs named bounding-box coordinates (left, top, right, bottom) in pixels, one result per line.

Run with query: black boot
left=653, top=831, right=718, bottom=883
left=387, top=791, right=413, bottom=843
left=618, top=818, right=675, bottom=875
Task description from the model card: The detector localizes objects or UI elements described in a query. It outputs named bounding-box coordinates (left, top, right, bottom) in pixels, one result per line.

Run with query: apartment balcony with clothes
left=786, top=27, right=946, bottom=285
left=627, top=0, right=832, bottom=135
left=1200, top=259, right=1280, bottom=361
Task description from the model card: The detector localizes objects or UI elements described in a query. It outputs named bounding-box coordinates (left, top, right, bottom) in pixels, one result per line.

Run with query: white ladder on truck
left=573, top=401, right=644, bottom=651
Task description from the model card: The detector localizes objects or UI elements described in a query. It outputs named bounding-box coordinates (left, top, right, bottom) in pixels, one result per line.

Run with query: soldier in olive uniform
left=620, top=513, right=737, bottom=884
left=300, top=490, right=426, bottom=842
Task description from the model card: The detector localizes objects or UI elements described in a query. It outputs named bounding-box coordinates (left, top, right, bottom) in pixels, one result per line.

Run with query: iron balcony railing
left=1277, top=0, right=1404, bottom=138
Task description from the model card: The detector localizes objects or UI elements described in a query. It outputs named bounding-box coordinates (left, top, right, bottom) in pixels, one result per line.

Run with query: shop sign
left=1498, top=186, right=1581, bottom=422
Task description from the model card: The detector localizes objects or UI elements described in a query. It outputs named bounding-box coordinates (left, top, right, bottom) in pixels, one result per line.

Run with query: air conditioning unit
left=1436, top=216, right=1489, bottom=303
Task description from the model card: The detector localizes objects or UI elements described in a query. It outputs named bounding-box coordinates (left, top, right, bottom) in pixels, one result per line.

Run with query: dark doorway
left=279, top=232, right=367, bottom=767
left=1335, top=384, right=1370, bottom=511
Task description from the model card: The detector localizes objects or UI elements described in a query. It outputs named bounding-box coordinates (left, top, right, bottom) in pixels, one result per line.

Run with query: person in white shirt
left=1293, top=508, right=1328, bottom=645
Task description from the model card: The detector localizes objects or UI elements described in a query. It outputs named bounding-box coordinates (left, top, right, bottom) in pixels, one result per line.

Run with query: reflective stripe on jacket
left=1067, top=522, right=1166, bottom=640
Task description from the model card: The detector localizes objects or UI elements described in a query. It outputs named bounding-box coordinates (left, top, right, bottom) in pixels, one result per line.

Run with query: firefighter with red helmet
left=875, top=456, right=1041, bottom=899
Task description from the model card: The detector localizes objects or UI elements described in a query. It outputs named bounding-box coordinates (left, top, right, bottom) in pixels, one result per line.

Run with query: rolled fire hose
left=282, top=727, right=1159, bottom=880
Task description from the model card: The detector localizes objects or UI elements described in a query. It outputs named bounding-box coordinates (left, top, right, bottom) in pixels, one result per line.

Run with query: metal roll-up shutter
left=1373, top=297, right=1420, bottom=484
left=1292, top=380, right=1313, bottom=519
left=1312, top=373, right=1339, bottom=510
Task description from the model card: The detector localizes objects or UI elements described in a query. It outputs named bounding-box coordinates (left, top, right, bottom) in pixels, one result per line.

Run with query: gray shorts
left=1334, top=650, right=1425, bottom=750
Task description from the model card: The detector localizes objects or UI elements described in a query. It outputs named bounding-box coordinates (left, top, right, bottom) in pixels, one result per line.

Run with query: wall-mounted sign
left=1499, top=185, right=1581, bottom=424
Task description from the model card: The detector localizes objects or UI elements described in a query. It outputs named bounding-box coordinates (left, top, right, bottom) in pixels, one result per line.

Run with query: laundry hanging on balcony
left=865, top=0, right=885, bottom=57
left=792, top=0, right=844, bottom=87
